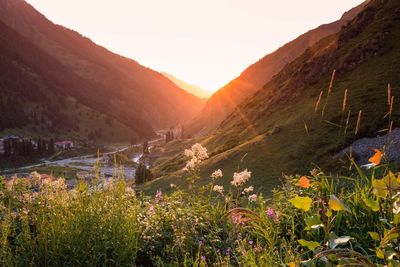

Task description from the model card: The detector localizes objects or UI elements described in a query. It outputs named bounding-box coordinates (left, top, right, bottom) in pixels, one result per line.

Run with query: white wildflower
left=243, top=186, right=254, bottom=193
left=170, top=183, right=176, bottom=188
left=213, top=185, right=224, bottom=194
left=30, top=171, right=41, bottom=180
left=248, top=194, right=257, bottom=202
left=211, top=169, right=223, bottom=179
left=183, top=143, right=208, bottom=170
left=184, top=149, right=194, bottom=158
left=191, top=143, right=208, bottom=160
left=394, top=201, right=400, bottom=214
left=231, top=169, right=251, bottom=187
left=184, top=156, right=199, bottom=170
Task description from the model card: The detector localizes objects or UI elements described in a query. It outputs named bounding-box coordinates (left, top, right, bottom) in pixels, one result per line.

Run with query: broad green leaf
left=368, top=231, right=380, bottom=241
left=329, top=235, right=352, bottom=249
left=372, top=178, right=388, bottom=198
left=372, top=172, right=399, bottom=198
left=376, top=248, right=384, bottom=259
left=328, top=195, right=350, bottom=212
left=304, top=215, right=324, bottom=231
left=298, top=239, right=320, bottom=250
left=363, top=198, right=380, bottom=212
left=289, top=196, right=313, bottom=212
left=394, top=214, right=400, bottom=224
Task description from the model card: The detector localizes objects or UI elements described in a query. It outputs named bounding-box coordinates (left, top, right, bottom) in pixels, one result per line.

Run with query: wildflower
left=393, top=201, right=400, bottom=214
left=149, top=204, right=155, bottom=214
left=248, top=240, right=254, bottom=245
left=231, top=213, right=245, bottom=225
left=184, top=156, right=199, bottom=170
left=369, top=148, right=383, bottom=166
left=155, top=190, right=162, bottom=200
left=266, top=207, right=279, bottom=222
left=30, top=171, right=41, bottom=181
left=191, top=143, right=209, bottom=160
left=248, top=194, right=257, bottom=202
left=213, top=185, right=224, bottom=194
left=184, top=149, right=194, bottom=158
left=231, top=169, right=251, bottom=187
left=170, top=183, right=176, bottom=188
left=201, top=256, right=206, bottom=262
left=298, top=176, right=310, bottom=188
left=243, top=186, right=254, bottom=193
left=183, top=143, right=208, bottom=170
left=211, top=169, right=223, bottom=179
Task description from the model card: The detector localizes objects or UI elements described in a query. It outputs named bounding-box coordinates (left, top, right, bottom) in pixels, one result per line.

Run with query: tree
left=143, top=141, right=149, bottom=154
left=48, top=138, right=55, bottom=154
left=135, top=163, right=153, bottom=184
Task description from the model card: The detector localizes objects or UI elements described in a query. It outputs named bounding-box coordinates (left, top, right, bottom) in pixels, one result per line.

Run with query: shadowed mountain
left=0, top=0, right=204, bottom=140
left=186, top=0, right=369, bottom=137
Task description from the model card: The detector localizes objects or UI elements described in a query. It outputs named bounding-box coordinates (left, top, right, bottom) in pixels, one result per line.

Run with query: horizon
left=26, top=0, right=364, bottom=93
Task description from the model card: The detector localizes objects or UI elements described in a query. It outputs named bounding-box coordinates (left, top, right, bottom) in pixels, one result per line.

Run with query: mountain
left=186, top=0, right=369, bottom=137
left=145, top=0, right=400, bottom=193
left=162, top=72, right=210, bottom=99
left=0, top=0, right=205, bottom=140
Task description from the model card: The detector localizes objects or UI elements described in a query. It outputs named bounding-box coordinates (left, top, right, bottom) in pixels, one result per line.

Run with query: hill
left=186, top=1, right=369, bottom=137
left=145, top=0, right=400, bottom=194
left=0, top=0, right=205, bottom=140
left=0, top=20, right=146, bottom=141
left=162, top=72, right=210, bottom=99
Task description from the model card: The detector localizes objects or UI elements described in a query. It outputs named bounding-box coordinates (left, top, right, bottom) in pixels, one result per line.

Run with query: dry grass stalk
left=355, top=110, right=362, bottom=136
left=315, top=90, right=323, bottom=112
left=342, top=89, right=348, bottom=113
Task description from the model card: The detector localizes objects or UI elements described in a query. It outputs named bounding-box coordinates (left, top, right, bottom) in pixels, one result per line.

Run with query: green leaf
left=376, top=248, right=384, bottom=259
left=329, top=235, right=352, bottom=249
left=328, top=195, right=350, bottom=212
left=304, top=215, right=324, bottom=231
left=298, top=239, right=320, bottom=250
left=289, top=196, right=313, bottom=212
left=363, top=198, right=380, bottom=212
left=394, top=214, right=400, bottom=224
left=368, top=231, right=380, bottom=241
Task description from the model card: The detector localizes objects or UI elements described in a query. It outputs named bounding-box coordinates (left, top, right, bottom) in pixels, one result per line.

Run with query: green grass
left=2, top=149, right=400, bottom=266
left=145, top=0, right=400, bottom=195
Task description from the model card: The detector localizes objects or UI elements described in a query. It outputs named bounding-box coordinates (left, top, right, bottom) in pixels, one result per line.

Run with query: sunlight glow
left=26, top=0, right=365, bottom=93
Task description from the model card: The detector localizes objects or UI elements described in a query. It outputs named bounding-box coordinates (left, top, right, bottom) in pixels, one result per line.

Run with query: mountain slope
left=146, top=0, right=400, bottom=194
left=0, top=0, right=204, bottom=132
left=162, top=72, right=210, bottom=99
left=187, top=1, right=369, bottom=136
left=0, top=19, right=149, bottom=141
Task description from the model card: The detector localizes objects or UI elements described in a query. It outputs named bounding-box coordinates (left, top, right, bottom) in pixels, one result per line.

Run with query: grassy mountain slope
left=145, top=0, right=400, bottom=194
left=186, top=1, right=369, bottom=137
left=0, top=20, right=145, bottom=141
left=0, top=0, right=204, bottom=132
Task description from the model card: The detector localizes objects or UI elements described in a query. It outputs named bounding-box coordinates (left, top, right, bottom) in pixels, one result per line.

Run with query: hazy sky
left=27, top=0, right=364, bottom=92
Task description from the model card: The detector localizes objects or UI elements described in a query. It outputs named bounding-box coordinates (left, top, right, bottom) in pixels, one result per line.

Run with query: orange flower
left=288, top=262, right=296, bottom=267
left=369, top=148, right=382, bottom=165
left=298, top=176, right=311, bottom=188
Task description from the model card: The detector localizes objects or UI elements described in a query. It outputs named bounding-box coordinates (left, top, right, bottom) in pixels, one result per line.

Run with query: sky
left=27, top=0, right=365, bottom=93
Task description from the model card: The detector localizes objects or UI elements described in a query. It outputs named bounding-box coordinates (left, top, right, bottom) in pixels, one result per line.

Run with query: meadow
left=0, top=140, right=397, bottom=266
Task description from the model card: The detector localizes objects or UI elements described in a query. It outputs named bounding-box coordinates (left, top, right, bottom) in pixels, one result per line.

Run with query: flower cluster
left=183, top=143, right=209, bottom=170
left=213, top=185, right=224, bottom=194
left=231, top=169, right=251, bottom=187
left=248, top=194, right=257, bottom=202
left=210, top=169, right=223, bottom=179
